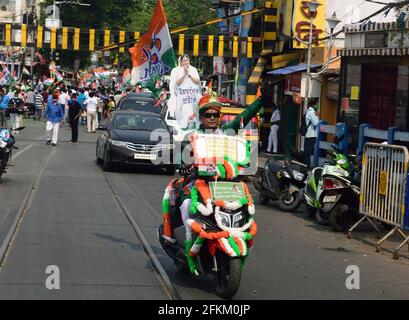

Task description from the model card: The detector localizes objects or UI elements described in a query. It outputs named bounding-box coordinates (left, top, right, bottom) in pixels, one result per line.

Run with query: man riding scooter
left=161, top=89, right=263, bottom=272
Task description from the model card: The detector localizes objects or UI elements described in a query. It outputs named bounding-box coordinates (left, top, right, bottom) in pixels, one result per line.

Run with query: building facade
left=337, top=22, right=409, bottom=148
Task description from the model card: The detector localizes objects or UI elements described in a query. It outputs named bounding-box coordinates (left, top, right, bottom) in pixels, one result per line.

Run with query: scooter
left=158, top=134, right=257, bottom=299
left=253, top=151, right=308, bottom=211
left=323, top=146, right=361, bottom=232
left=0, top=126, right=24, bottom=179
left=304, top=137, right=359, bottom=230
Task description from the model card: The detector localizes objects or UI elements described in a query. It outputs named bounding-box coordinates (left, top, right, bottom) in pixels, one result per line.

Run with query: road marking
left=103, top=174, right=181, bottom=300
left=0, top=146, right=60, bottom=267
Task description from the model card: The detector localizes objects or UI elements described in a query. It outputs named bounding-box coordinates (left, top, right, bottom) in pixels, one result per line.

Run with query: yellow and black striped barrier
left=0, top=23, right=261, bottom=59
left=246, top=1, right=278, bottom=105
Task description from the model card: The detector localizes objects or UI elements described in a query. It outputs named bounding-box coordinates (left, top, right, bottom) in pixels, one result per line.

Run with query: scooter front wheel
left=278, top=191, right=302, bottom=212
left=215, top=257, right=242, bottom=299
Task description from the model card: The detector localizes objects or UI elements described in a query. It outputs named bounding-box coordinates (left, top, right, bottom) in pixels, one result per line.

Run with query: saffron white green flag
left=129, top=0, right=176, bottom=88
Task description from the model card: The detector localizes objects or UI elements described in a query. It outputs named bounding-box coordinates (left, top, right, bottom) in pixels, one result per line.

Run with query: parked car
left=96, top=110, right=175, bottom=174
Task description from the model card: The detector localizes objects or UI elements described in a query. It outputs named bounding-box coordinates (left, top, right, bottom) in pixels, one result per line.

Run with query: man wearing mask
left=304, top=99, right=320, bottom=167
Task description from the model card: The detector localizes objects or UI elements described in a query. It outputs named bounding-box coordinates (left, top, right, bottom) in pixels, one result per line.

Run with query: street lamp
left=326, top=12, right=341, bottom=32
left=303, top=0, right=321, bottom=112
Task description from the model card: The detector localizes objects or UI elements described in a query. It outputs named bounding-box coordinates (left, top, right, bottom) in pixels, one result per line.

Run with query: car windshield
left=120, top=99, right=160, bottom=113
left=113, top=114, right=167, bottom=131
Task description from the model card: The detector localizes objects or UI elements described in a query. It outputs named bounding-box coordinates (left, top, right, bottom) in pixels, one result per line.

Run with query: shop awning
left=267, top=63, right=319, bottom=75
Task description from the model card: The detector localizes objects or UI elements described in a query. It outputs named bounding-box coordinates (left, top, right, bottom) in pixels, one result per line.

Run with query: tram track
left=0, top=146, right=60, bottom=267
left=103, top=173, right=181, bottom=300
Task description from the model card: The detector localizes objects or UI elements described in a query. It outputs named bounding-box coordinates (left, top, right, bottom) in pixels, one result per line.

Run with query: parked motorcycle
left=0, top=126, right=24, bottom=179
left=158, top=134, right=257, bottom=299
left=324, top=146, right=361, bottom=232
left=303, top=136, right=361, bottom=230
left=253, top=152, right=308, bottom=211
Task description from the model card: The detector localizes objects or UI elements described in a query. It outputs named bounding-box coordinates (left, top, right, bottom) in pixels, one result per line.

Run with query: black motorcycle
left=253, top=152, right=308, bottom=211
left=0, top=127, right=24, bottom=179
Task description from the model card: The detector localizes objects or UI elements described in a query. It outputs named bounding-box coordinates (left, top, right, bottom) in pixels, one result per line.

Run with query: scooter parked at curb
left=253, top=151, right=308, bottom=211
left=303, top=136, right=361, bottom=230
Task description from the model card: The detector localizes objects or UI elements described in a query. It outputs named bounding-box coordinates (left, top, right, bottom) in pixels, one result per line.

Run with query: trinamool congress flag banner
left=129, top=0, right=176, bottom=87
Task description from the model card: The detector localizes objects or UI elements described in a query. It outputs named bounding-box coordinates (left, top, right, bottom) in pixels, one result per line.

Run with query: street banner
left=293, top=0, right=326, bottom=49
left=128, top=0, right=176, bottom=87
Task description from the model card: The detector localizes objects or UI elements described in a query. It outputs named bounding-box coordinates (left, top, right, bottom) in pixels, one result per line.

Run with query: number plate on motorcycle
left=323, top=195, right=337, bottom=203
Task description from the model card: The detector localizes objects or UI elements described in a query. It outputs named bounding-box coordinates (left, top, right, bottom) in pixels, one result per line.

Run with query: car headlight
left=108, top=139, right=126, bottom=147
left=293, top=170, right=304, bottom=181
left=162, top=144, right=175, bottom=151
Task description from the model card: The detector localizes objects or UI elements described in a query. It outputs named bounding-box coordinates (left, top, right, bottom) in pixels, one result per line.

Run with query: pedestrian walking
left=68, top=93, right=82, bottom=143
left=0, top=90, right=8, bottom=127
left=58, top=88, right=70, bottom=124
left=26, top=88, right=36, bottom=118
left=84, top=92, right=98, bottom=133
left=45, top=94, right=64, bottom=146
left=34, top=91, right=44, bottom=121
left=267, top=103, right=280, bottom=154
left=9, top=92, right=24, bottom=134
left=105, top=96, right=116, bottom=120
left=304, top=99, right=320, bottom=167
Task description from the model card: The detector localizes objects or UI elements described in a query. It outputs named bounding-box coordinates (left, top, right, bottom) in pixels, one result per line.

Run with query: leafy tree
left=39, top=0, right=219, bottom=70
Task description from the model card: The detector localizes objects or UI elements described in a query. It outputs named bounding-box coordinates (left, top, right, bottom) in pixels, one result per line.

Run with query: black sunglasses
left=203, top=112, right=220, bottom=119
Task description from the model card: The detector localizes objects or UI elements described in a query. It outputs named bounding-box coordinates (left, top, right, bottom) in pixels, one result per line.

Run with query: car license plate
left=134, top=153, right=156, bottom=160
left=323, top=195, right=337, bottom=203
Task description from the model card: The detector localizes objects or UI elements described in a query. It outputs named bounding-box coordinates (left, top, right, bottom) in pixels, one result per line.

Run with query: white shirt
left=84, top=97, right=98, bottom=113
left=58, top=93, right=69, bottom=106
left=305, top=107, right=320, bottom=138
left=270, top=108, right=280, bottom=125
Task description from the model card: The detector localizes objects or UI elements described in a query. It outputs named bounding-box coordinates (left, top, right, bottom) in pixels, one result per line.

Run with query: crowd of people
left=0, top=80, right=151, bottom=146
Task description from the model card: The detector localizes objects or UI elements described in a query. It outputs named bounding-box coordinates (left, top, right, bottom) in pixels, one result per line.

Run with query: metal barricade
left=348, top=143, right=409, bottom=259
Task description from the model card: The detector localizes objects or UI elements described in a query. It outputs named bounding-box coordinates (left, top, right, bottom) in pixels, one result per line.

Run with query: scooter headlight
left=293, top=170, right=304, bottom=181
left=0, top=140, right=6, bottom=148
left=283, top=171, right=291, bottom=179
left=233, top=212, right=245, bottom=228
left=219, top=211, right=246, bottom=228
left=219, top=212, right=231, bottom=228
